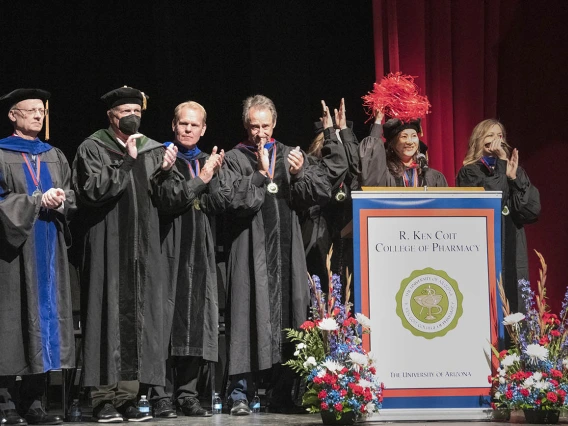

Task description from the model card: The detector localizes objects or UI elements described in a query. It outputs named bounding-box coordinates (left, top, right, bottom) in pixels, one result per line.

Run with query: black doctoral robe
left=222, top=141, right=331, bottom=376
left=72, top=128, right=180, bottom=387
left=456, top=159, right=540, bottom=312
left=301, top=126, right=359, bottom=285
left=0, top=137, right=75, bottom=375
left=358, top=123, right=448, bottom=187
left=150, top=150, right=229, bottom=362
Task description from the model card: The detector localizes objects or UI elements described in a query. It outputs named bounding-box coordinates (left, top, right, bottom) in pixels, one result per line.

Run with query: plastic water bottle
left=68, top=399, right=82, bottom=422
left=138, top=395, right=150, bottom=415
left=212, top=392, right=222, bottom=414
left=251, top=392, right=261, bottom=413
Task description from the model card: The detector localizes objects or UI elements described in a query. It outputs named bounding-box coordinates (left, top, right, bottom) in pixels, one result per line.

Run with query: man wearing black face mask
left=71, top=86, right=180, bottom=423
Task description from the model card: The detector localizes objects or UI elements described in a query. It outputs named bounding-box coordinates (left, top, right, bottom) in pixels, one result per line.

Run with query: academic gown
left=150, top=150, right=229, bottom=362
left=0, top=136, right=75, bottom=375
left=358, top=123, right=448, bottom=187
left=301, top=127, right=358, bottom=284
left=222, top=141, right=331, bottom=376
left=456, top=160, right=540, bottom=312
left=72, top=128, right=179, bottom=387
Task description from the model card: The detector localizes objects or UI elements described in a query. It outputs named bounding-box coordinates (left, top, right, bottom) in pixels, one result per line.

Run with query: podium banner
left=352, top=191, right=502, bottom=420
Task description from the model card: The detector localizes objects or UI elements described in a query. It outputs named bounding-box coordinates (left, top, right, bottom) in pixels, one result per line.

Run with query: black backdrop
left=0, top=1, right=375, bottom=160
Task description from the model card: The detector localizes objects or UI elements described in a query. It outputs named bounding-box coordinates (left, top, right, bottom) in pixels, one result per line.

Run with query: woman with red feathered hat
left=358, top=73, right=448, bottom=188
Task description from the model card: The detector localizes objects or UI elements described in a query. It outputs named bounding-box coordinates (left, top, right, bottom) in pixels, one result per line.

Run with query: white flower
left=501, top=354, right=520, bottom=367
left=532, top=372, right=543, bottom=381
left=355, top=313, right=372, bottom=329
left=318, top=317, right=339, bottom=331
left=294, top=350, right=300, bottom=356
left=322, top=360, right=344, bottom=373
left=522, top=377, right=535, bottom=389
left=349, top=352, right=368, bottom=366
left=499, top=377, right=506, bottom=384
left=367, top=351, right=378, bottom=365
left=365, top=402, right=377, bottom=413
left=317, top=368, right=326, bottom=378
left=502, top=312, right=526, bottom=325
left=563, top=359, right=568, bottom=369
left=495, top=391, right=502, bottom=399
left=499, top=369, right=506, bottom=377
left=525, top=344, right=549, bottom=362
left=303, top=356, right=317, bottom=369
left=297, top=343, right=306, bottom=350
left=358, top=379, right=373, bottom=388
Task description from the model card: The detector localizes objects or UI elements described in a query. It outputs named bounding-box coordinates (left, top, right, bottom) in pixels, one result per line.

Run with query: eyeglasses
left=12, top=108, right=48, bottom=116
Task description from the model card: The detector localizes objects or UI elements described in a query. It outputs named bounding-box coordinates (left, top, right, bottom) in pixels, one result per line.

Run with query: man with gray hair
left=221, top=95, right=331, bottom=415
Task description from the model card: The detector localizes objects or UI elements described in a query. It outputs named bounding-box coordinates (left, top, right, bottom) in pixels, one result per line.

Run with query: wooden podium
left=352, top=189, right=503, bottom=421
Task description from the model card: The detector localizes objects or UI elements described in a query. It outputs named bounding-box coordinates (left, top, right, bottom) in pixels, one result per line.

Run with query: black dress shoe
left=116, top=402, right=152, bottom=422
left=179, top=398, right=212, bottom=417
left=230, top=400, right=250, bottom=416
left=2, top=410, right=27, bottom=426
left=24, top=408, right=62, bottom=425
left=92, top=402, right=123, bottom=423
left=152, top=398, right=177, bottom=418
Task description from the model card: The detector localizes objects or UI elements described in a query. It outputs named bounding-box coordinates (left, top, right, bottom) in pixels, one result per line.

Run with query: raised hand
left=288, top=146, right=304, bottom=175
left=487, top=136, right=507, bottom=160
left=321, top=100, right=333, bottom=129
left=334, top=98, right=347, bottom=129
left=161, top=143, right=178, bottom=170
left=374, top=108, right=384, bottom=124
left=125, top=133, right=143, bottom=159
left=257, top=147, right=269, bottom=176
left=41, top=188, right=66, bottom=209
left=507, top=148, right=518, bottom=180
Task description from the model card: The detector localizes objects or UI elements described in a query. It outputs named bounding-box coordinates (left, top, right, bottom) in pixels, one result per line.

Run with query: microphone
left=416, top=153, right=428, bottom=170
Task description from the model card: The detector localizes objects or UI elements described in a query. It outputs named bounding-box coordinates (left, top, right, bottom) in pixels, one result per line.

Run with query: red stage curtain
left=371, top=0, right=568, bottom=311
left=371, top=0, right=502, bottom=183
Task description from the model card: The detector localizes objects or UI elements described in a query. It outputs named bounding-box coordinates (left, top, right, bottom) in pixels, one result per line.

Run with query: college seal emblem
left=395, top=267, right=463, bottom=339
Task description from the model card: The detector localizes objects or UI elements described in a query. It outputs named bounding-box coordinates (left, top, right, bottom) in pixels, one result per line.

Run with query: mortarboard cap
left=100, top=86, right=148, bottom=110
left=0, top=88, right=50, bottom=108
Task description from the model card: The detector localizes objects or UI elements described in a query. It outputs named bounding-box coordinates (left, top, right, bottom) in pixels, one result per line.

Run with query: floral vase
left=491, top=408, right=511, bottom=422
left=523, top=409, right=560, bottom=424
left=320, top=410, right=357, bottom=425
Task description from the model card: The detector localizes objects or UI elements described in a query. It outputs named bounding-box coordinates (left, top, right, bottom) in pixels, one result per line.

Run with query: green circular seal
left=395, top=267, right=463, bottom=339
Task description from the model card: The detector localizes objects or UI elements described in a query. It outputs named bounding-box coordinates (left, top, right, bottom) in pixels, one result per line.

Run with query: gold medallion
left=502, top=205, right=510, bottom=216
left=267, top=182, right=278, bottom=194
left=193, top=198, right=201, bottom=210
left=335, top=190, right=346, bottom=202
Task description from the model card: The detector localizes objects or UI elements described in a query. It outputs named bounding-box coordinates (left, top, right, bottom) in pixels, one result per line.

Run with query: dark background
left=0, top=1, right=375, bottom=160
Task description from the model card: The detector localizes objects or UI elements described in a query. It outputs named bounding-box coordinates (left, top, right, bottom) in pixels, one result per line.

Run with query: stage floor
left=58, top=413, right=520, bottom=425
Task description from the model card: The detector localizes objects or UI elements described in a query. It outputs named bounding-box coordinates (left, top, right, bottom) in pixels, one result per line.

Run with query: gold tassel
left=141, top=92, right=147, bottom=111
left=45, top=99, right=50, bottom=140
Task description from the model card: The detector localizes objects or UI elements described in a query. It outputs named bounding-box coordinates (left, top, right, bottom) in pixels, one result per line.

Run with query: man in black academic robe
left=222, top=95, right=331, bottom=416
left=148, top=101, right=225, bottom=418
left=71, top=87, right=180, bottom=423
left=0, top=88, right=74, bottom=425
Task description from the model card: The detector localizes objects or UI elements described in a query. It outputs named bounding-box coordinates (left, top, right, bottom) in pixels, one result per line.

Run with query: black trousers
left=0, top=374, right=46, bottom=412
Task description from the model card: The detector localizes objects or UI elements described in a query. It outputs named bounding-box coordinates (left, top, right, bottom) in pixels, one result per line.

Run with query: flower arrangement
left=490, top=251, right=568, bottom=413
left=284, top=251, right=383, bottom=422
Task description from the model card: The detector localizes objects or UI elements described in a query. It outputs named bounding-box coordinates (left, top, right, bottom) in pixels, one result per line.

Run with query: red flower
left=321, top=402, right=328, bottom=411
left=547, top=392, right=558, bottom=403
left=334, top=403, right=343, bottom=412
left=332, top=384, right=340, bottom=390
left=340, top=389, right=347, bottom=397
left=318, top=390, right=328, bottom=399
left=488, top=375, right=493, bottom=384
left=551, top=369, right=563, bottom=379
left=333, top=307, right=340, bottom=316
left=313, top=377, right=323, bottom=384
left=300, top=320, right=315, bottom=330
left=490, top=402, right=496, bottom=410
left=536, top=399, right=542, bottom=405
left=550, top=379, right=559, bottom=387
left=370, top=367, right=376, bottom=375
left=551, top=330, right=561, bottom=337
left=539, top=336, right=550, bottom=345
left=505, top=390, right=513, bottom=399
left=521, top=388, right=530, bottom=397
left=499, top=350, right=508, bottom=359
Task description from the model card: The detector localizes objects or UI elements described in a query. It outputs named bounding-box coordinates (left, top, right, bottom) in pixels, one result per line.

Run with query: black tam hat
left=101, top=86, right=148, bottom=110
left=382, top=118, right=428, bottom=154
left=0, top=88, right=50, bottom=108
